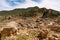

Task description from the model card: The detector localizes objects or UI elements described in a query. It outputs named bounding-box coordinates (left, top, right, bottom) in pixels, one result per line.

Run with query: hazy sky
left=0, top=0, right=60, bottom=11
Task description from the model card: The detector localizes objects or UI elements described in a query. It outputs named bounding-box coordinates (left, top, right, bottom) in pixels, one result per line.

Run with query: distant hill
left=0, top=6, right=60, bottom=18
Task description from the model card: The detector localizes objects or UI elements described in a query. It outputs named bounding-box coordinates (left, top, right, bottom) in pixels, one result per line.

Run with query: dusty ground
left=0, top=16, right=60, bottom=40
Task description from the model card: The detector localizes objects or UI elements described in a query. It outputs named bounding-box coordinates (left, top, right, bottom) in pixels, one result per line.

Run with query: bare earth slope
left=0, top=7, right=60, bottom=40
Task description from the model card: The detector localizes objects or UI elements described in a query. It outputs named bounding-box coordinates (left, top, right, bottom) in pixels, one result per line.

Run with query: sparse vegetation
left=16, top=34, right=29, bottom=40
left=0, top=6, right=60, bottom=40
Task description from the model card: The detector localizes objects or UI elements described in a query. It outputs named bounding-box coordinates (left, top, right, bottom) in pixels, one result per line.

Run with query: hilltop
left=0, top=6, right=60, bottom=17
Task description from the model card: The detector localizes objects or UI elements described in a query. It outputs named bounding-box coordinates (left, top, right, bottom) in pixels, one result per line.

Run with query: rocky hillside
left=0, top=6, right=60, bottom=40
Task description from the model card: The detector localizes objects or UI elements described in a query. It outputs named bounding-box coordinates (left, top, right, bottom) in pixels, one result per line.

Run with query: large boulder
left=37, top=29, right=49, bottom=40
left=1, top=28, right=17, bottom=37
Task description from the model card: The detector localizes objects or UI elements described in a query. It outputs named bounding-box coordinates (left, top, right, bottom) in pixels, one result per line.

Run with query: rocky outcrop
left=1, top=28, right=17, bottom=37
left=37, top=29, right=60, bottom=40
